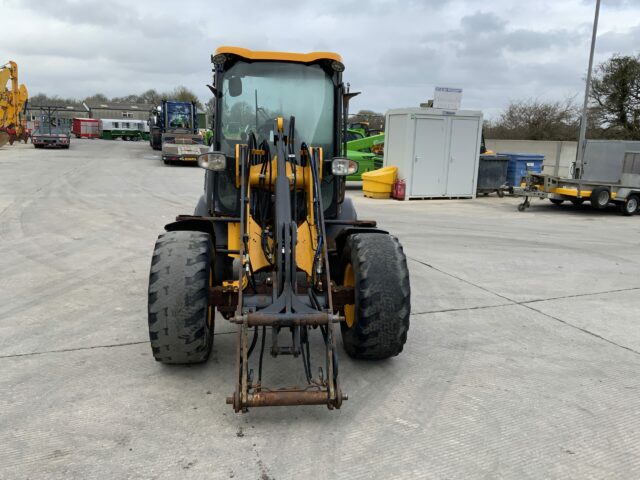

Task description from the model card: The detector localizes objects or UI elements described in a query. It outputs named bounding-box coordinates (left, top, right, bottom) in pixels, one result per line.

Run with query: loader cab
left=206, top=47, right=347, bottom=218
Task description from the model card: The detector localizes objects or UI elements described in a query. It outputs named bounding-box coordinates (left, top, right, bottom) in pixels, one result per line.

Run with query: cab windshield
left=219, top=61, right=335, bottom=156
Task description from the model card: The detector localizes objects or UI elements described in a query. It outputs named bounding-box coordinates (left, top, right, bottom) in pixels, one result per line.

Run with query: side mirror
left=198, top=152, right=226, bottom=171
left=229, top=77, right=242, bottom=97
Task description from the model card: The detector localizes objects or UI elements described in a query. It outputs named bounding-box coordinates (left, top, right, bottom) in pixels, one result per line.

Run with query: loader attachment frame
left=225, top=119, right=346, bottom=412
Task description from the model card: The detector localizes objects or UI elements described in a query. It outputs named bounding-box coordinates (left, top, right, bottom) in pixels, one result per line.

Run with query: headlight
left=331, top=157, right=358, bottom=176
left=198, top=152, right=226, bottom=171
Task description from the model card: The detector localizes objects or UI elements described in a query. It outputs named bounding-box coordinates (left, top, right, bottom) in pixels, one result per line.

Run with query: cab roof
left=214, top=46, right=342, bottom=64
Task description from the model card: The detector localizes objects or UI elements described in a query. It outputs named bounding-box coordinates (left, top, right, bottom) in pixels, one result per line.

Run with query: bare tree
left=484, top=99, right=580, bottom=141
left=349, top=109, right=385, bottom=131
left=83, top=93, right=109, bottom=104
left=34, top=87, right=206, bottom=111
left=29, top=93, right=81, bottom=107
left=166, top=86, right=203, bottom=110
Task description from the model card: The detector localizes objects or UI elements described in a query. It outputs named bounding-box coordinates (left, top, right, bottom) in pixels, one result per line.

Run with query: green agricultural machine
left=346, top=130, right=384, bottom=181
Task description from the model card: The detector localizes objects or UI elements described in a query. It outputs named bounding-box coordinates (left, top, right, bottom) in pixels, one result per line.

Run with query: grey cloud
left=460, top=11, right=506, bottom=32
left=10, top=0, right=198, bottom=40
left=4, top=0, right=640, bottom=119
left=597, top=24, right=640, bottom=54
left=582, top=0, right=635, bottom=8
left=503, top=29, right=578, bottom=52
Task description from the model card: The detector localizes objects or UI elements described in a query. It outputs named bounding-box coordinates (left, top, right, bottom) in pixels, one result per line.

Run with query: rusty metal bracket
left=331, top=285, right=354, bottom=311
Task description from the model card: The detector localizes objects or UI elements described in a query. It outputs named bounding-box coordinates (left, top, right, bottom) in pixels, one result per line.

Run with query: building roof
left=84, top=102, right=154, bottom=111
left=26, top=104, right=86, bottom=112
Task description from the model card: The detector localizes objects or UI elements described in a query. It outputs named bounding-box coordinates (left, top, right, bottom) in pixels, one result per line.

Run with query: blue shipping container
left=503, top=153, right=544, bottom=187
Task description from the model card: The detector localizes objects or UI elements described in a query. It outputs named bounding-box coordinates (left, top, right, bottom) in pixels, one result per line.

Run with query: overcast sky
left=4, top=0, right=640, bottom=119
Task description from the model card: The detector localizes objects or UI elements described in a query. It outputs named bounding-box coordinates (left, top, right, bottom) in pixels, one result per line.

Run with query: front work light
left=331, top=60, right=345, bottom=72
left=331, top=158, right=358, bottom=176
left=198, top=152, right=226, bottom=171
left=211, top=53, right=227, bottom=65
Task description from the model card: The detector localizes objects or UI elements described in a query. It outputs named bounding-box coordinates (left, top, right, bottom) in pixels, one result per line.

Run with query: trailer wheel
left=549, top=199, right=564, bottom=205
left=147, top=230, right=214, bottom=364
left=620, top=194, right=639, bottom=216
left=590, top=187, right=610, bottom=210
left=340, top=233, right=410, bottom=359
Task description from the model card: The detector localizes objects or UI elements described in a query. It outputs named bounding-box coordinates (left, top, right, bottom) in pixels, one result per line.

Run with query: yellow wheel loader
left=147, top=47, right=410, bottom=412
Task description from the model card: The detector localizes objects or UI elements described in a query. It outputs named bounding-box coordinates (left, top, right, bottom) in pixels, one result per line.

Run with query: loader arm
left=227, top=117, right=345, bottom=411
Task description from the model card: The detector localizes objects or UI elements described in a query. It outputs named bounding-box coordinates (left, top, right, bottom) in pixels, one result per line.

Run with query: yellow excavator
left=0, top=60, right=29, bottom=147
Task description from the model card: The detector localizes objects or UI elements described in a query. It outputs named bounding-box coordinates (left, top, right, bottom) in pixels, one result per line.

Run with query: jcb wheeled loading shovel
left=147, top=47, right=410, bottom=413
left=226, top=118, right=346, bottom=411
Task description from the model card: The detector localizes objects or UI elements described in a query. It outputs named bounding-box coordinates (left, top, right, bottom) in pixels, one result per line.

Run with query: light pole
left=575, top=0, right=601, bottom=179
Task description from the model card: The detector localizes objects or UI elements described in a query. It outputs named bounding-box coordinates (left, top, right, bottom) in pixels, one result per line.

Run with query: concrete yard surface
left=1, top=139, right=639, bottom=479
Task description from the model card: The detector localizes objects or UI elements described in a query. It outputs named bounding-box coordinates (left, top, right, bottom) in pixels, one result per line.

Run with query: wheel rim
left=343, top=263, right=355, bottom=328
left=598, top=191, right=609, bottom=205
left=627, top=197, right=638, bottom=213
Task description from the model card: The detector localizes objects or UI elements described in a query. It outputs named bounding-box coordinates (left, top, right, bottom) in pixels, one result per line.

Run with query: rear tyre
left=148, top=231, right=214, bottom=364
left=620, top=194, right=639, bottom=216
left=549, top=198, right=564, bottom=205
left=340, top=233, right=410, bottom=359
left=590, top=187, right=610, bottom=210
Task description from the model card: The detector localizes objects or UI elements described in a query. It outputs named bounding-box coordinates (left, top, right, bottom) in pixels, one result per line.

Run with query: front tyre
left=590, top=187, right=610, bottom=210
left=148, top=231, right=214, bottom=364
left=340, top=233, right=410, bottom=359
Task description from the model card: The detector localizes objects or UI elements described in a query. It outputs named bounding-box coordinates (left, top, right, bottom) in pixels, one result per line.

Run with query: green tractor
left=346, top=128, right=385, bottom=181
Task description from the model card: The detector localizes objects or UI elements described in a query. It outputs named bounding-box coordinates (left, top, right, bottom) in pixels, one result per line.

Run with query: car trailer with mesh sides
left=514, top=151, right=640, bottom=216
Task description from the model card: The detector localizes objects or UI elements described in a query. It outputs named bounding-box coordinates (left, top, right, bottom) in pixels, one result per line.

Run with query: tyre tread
left=341, top=233, right=410, bottom=359
left=147, top=230, right=213, bottom=364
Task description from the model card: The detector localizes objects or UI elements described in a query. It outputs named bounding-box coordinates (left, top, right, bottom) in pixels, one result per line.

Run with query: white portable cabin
left=383, top=108, right=483, bottom=199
